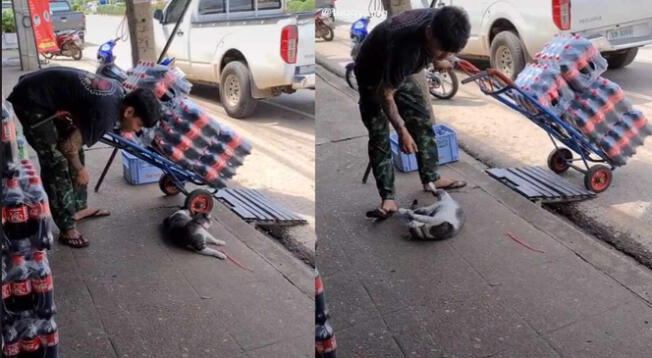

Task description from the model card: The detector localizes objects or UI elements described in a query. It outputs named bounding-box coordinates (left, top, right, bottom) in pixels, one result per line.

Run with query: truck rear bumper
left=582, top=18, right=652, bottom=52
left=292, top=74, right=315, bottom=89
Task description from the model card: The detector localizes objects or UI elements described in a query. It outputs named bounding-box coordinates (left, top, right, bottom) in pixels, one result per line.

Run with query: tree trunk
left=381, top=0, right=436, bottom=123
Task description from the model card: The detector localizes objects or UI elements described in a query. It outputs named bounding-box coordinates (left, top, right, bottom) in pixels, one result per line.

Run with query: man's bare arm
left=57, top=128, right=84, bottom=171
left=379, top=87, right=405, bottom=133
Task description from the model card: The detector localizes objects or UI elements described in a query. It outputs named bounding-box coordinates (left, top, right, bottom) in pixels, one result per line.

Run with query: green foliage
left=2, top=9, right=16, bottom=33
left=95, top=4, right=126, bottom=16
left=287, top=0, right=314, bottom=13
left=94, top=2, right=166, bottom=16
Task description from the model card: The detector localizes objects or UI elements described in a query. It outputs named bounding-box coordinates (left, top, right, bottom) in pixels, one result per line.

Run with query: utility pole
left=125, top=0, right=157, bottom=66
left=12, top=0, right=40, bottom=71
left=380, top=0, right=437, bottom=122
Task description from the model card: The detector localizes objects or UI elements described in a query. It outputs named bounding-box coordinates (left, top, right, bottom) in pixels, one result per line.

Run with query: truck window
left=257, top=0, right=281, bottom=10
left=229, top=0, right=253, bottom=12
left=49, top=1, right=72, bottom=12
left=198, top=0, right=225, bottom=14
left=164, top=0, right=191, bottom=23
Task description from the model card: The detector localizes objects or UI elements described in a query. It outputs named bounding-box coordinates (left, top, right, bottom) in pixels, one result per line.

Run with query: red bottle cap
left=7, top=178, right=19, bottom=188
left=33, top=251, right=46, bottom=262
left=11, top=255, right=25, bottom=265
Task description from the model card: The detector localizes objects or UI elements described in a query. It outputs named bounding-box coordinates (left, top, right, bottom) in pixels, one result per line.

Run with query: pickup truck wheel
left=490, top=31, right=526, bottom=80
left=219, top=61, right=258, bottom=119
left=605, top=48, right=638, bottom=69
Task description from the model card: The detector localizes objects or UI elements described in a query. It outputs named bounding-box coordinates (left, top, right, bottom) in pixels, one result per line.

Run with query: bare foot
left=59, top=229, right=89, bottom=248
left=74, top=208, right=111, bottom=221
left=423, top=178, right=467, bottom=191
left=380, top=200, right=399, bottom=215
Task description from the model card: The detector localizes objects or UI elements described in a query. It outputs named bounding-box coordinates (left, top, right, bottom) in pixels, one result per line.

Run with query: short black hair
left=122, top=88, right=161, bottom=128
left=430, top=6, right=471, bottom=53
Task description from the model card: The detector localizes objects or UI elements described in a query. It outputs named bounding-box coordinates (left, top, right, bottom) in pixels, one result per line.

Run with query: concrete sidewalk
left=316, top=24, right=652, bottom=269
left=316, top=65, right=652, bottom=357
left=3, top=64, right=313, bottom=357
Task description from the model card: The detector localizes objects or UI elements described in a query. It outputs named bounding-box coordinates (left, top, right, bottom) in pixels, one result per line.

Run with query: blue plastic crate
left=390, top=123, right=459, bottom=172
left=121, top=151, right=163, bottom=185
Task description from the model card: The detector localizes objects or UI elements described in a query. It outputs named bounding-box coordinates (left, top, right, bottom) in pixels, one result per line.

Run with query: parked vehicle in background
left=2, top=1, right=12, bottom=13
left=49, top=0, right=86, bottom=43
left=153, top=0, right=315, bottom=119
left=42, top=29, right=84, bottom=60
left=430, top=0, right=652, bottom=79
left=315, top=10, right=334, bottom=41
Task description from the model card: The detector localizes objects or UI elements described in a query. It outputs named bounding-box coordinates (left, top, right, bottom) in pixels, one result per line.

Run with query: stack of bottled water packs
left=514, top=34, right=651, bottom=166
left=122, top=61, right=252, bottom=188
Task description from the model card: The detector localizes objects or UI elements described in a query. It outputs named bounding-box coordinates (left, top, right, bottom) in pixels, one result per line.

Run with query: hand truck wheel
left=159, top=174, right=181, bottom=196
left=185, top=189, right=214, bottom=215
left=584, top=165, right=612, bottom=193
left=547, top=148, right=573, bottom=174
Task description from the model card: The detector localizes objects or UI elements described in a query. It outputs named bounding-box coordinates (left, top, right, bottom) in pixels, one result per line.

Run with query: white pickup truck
left=429, top=0, right=652, bottom=79
left=153, top=0, right=315, bottom=118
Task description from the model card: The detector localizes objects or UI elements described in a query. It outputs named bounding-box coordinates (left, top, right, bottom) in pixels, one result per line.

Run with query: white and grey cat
left=162, top=209, right=226, bottom=259
left=398, top=189, right=465, bottom=240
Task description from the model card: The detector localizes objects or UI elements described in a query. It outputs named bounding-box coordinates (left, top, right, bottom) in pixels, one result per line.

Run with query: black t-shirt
left=7, top=67, right=125, bottom=146
left=355, top=8, right=437, bottom=91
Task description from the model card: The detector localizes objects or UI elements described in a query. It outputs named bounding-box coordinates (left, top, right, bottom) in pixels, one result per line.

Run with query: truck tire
left=490, top=31, right=526, bottom=80
left=219, top=61, right=258, bottom=119
left=606, top=47, right=638, bottom=69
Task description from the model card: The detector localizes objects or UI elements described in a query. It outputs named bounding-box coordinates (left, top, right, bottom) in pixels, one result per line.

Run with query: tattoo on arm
left=379, top=86, right=405, bottom=132
left=57, top=129, right=84, bottom=171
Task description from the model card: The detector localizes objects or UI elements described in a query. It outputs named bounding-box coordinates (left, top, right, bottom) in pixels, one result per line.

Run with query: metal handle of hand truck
left=461, top=71, right=488, bottom=84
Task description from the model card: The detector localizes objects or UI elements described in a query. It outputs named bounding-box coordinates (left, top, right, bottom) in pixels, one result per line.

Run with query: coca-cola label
left=32, top=275, right=53, bottom=293
left=3, top=342, right=20, bottom=356
left=20, top=337, right=41, bottom=352
left=3, top=206, right=29, bottom=223
left=2, top=282, right=10, bottom=299
left=28, top=203, right=42, bottom=219
left=11, top=280, right=32, bottom=296
left=44, top=331, right=59, bottom=346
left=2, top=120, right=15, bottom=142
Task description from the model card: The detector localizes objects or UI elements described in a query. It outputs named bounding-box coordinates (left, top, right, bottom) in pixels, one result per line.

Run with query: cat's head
left=192, top=212, right=211, bottom=229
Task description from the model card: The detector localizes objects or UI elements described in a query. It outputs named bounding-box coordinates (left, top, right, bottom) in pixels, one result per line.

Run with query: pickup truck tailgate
left=295, top=12, right=315, bottom=70
left=571, top=0, right=650, bottom=32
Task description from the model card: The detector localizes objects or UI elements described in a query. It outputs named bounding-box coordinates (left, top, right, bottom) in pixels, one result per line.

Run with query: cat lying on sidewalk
left=162, top=209, right=226, bottom=259
left=398, top=189, right=465, bottom=240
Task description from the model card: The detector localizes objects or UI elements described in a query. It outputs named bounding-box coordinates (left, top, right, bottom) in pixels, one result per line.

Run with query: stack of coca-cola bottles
left=122, top=61, right=252, bottom=188
left=514, top=34, right=651, bottom=166
left=2, top=100, right=59, bottom=358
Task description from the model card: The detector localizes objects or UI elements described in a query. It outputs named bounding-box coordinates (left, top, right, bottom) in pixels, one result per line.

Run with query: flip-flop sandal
left=75, top=209, right=111, bottom=222
left=58, top=234, right=90, bottom=248
left=436, top=180, right=467, bottom=190
left=365, top=208, right=396, bottom=221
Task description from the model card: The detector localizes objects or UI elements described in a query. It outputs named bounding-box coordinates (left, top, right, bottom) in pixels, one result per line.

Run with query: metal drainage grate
left=215, top=188, right=307, bottom=226
left=486, top=166, right=596, bottom=204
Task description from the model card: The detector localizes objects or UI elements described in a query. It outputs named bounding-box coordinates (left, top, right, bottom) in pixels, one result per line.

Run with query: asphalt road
left=50, top=14, right=316, bottom=256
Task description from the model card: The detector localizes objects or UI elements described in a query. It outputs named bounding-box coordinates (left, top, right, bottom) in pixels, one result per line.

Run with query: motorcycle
left=426, top=62, right=459, bottom=100
left=315, top=10, right=335, bottom=41
left=96, top=38, right=128, bottom=82
left=344, top=16, right=371, bottom=90
left=41, top=30, right=83, bottom=61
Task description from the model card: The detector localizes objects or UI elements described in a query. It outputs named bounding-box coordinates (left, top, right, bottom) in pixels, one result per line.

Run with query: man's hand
left=398, top=128, right=418, bottom=154
left=75, top=168, right=90, bottom=187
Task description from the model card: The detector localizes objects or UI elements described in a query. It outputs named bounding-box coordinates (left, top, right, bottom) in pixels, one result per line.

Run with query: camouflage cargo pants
left=358, top=77, right=440, bottom=200
left=13, top=104, right=87, bottom=232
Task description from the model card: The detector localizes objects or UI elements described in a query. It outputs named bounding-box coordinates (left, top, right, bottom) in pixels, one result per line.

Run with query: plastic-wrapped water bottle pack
left=515, top=34, right=650, bottom=166
left=121, top=62, right=252, bottom=188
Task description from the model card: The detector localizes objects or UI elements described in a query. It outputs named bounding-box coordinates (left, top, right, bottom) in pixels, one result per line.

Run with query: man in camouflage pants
left=8, top=67, right=161, bottom=247
left=354, top=6, right=471, bottom=217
